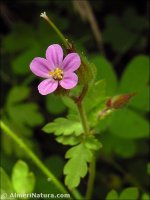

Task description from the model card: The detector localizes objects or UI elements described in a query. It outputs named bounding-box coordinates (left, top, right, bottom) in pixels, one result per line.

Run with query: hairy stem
left=75, top=87, right=96, bottom=199
left=77, top=101, right=90, bottom=136
left=85, top=155, right=96, bottom=199
left=0, top=120, right=82, bottom=199
left=41, top=13, right=70, bottom=49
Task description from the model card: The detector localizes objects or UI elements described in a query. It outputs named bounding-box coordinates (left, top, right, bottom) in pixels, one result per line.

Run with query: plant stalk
left=41, top=12, right=69, bottom=49
left=77, top=101, right=90, bottom=136
left=85, top=155, right=96, bottom=199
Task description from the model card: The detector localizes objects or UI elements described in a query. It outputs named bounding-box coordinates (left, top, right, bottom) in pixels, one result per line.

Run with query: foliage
left=0, top=168, right=14, bottom=200
left=1, top=1, right=149, bottom=200
left=91, top=55, right=149, bottom=158
left=106, top=187, right=139, bottom=200
left=12, top=160, right=35, bottom=194
left=0, top=160, right=35, bottom=199
left=64, top=143, right=92, bottom=189
left=103, top=8, right=148, bottom=52
left=43, top=116, right=83, bottom=136
left=1, top=86, right=44, bottom=157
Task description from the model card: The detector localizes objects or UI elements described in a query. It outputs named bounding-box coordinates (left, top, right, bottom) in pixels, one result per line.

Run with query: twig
left=73, top=0, right=105, bottom=55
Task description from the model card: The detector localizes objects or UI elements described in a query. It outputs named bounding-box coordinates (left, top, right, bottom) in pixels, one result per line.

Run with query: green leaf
left=61, top=96, right=77, bottom=112
left=113, top=138, right=136, bottom=158
left=12, top=160, right=35, bottom=194
left=6, top=86, right=30, bottom=106
left=119, top=187, right=139, bottom=200
left=106, top=190, right=119, bottom=200
left=0, top=167, right=14, bottom=198
left=6, top=86, right=44, bottom=128
left=129, top=87, right=149, bottom=112
left=56, top=135, right=81, bottom=146
left=3, top=23, right=35, bottom=53
left=120, top=55, right=149, bottom=112
left=95, top=113, right=113, bottom=133
left=91, top=55, right=117, bottom=95
left=1, top=117, right=36, bottom=157
left=141, top=193, right=150, bottom=200
left=12, top=44, right=40, bottom=75
left=101, top=133, right=137, bottom=158
left=43, top=117, right=83, bottom=136
left=102, top=8, right=147, bottom=52
left=46, top=94, right=66, bottom=115
left=84, top=80, right=106, bottom=112
left=103, top=15, right=140, bottom=52
left=110, top=108, right=149, bottom=139
left=120, top=55, right=149, bottom=91
left=8, top=103, right=44, bottom=127
left=64, top=143, right=92, bottom=189
left=84, top=136, right=102, bottom=150
left=122, top=8, right=147, bottom=32
left=2, top=86, right=47, bottom=157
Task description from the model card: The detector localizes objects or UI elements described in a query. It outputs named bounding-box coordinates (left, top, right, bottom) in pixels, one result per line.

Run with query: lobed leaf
left=64, top=143, right=92, bottom=189
left=84, top=136, right=102, bottom=150
left=3, top=86, right=44, bottom=157
left=56, top=135, right=82, bottom=146
left=8, top=103, right=44, bottom=127
left=12, top=160, right=35, bottom=194
left=43, top=117, right=83, bottom=136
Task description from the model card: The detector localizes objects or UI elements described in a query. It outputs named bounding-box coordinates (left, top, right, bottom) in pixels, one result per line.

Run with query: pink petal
left=46, top=44, right=63, bottom=68
left=38, top=79, right=58, bottom=95
left=61, top=53, right=81, bottom=72
left=30, top=57, right=53, bottom=78
left=59, top=72, right=78, bottom=89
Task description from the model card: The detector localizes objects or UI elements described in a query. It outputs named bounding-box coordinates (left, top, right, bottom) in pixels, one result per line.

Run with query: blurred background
left=0, top=0, right=149, bottom=199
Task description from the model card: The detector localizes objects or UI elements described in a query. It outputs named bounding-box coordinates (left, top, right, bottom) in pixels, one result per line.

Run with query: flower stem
left=85, top=155, right=96, bottom=199
left=76, top=99, right=96, bottom=200
left=0, top=120, right=81, bottom=199
left=77, top=101, right=90, bottom=136
left=41, top=12, right=69, bottom=49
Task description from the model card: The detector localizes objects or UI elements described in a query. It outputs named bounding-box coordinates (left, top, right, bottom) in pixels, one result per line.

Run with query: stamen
left=49, top=68, right=63, bottom=80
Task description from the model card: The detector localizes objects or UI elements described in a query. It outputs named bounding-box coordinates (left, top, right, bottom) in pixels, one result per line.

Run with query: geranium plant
left=1, top=10, right=148, bottom=200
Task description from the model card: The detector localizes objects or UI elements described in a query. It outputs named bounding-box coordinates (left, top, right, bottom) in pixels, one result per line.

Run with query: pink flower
left=30, top=44, right=81, bottom=95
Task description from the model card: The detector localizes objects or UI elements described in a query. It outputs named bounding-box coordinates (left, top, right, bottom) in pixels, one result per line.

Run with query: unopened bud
left=106, top=93, right=135, bottom=109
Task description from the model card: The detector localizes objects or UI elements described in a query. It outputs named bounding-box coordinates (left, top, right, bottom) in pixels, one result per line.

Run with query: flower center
left=49, top=68, right=64, bottom=80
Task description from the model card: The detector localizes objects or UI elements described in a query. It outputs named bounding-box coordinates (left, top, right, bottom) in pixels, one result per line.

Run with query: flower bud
left=106, top=93, right=135, bottom=109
